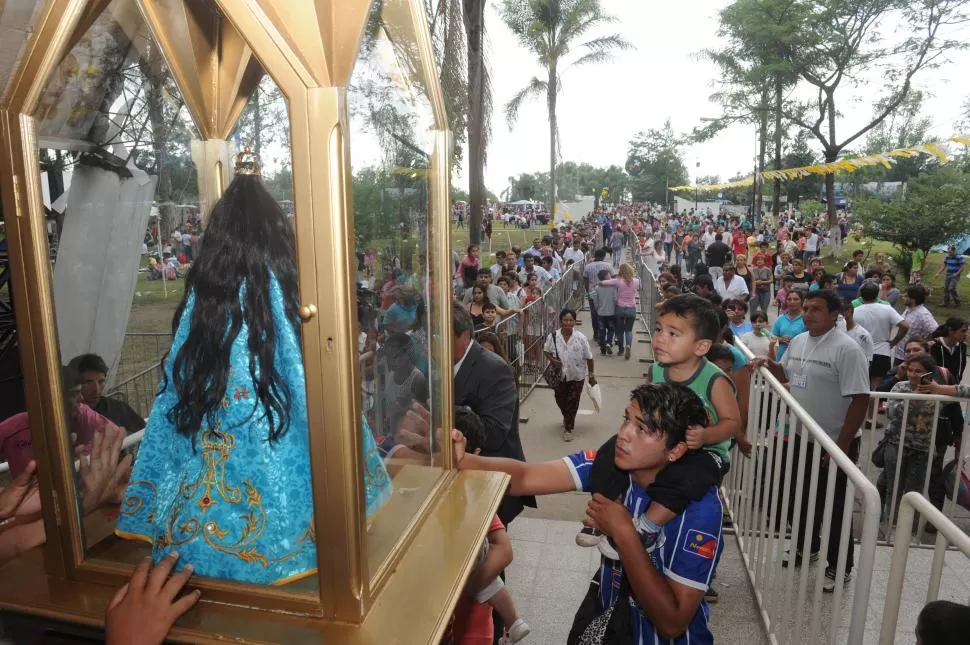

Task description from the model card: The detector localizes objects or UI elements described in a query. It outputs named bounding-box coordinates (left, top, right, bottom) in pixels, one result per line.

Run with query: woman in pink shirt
left=598, top=263, right=640, bottom=360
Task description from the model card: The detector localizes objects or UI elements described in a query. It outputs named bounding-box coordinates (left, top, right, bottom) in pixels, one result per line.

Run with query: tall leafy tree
left=700, top=0, right=806, bottom=221
left=854, top=166, right=970, bottom=278
left=784, top=0, right=970, bottom=225
left=501, top=0, right=632, bottom=213
left=625, top=120, right=689, bottom=205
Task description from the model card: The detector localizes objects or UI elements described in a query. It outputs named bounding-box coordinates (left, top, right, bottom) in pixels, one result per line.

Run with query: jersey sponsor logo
left=583, top=449, right=598, bottom=462
left=683, top=529, right=718, bottom=560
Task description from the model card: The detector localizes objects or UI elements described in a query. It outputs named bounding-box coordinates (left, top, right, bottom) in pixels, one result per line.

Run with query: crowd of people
left=2, top=179, right=968, bottom=645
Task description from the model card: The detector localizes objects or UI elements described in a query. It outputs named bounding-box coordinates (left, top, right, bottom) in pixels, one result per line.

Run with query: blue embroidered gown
left=116, top=277, right=393, bottom=585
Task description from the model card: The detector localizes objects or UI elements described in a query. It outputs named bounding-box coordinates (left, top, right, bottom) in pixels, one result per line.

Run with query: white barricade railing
left=857, top=390, right=969, bottom=546
left=878, top=492, right=970, bottom=645
left=725, top=339, right=882, bottom=645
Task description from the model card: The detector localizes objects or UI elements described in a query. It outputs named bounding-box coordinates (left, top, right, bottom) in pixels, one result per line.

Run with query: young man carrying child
left=453, top=383, right=724, bottom=644
left=576, top=295, right=742, bottom=557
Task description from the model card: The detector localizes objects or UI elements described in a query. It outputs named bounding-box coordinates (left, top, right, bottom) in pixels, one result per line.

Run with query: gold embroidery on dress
left=120, top=480, right=158, bottom=523
left=153, top=424, right=312, bottom=568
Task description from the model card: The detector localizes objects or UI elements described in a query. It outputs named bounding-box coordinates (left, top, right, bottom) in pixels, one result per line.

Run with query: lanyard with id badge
left=792, top=329, right=835, bottom=390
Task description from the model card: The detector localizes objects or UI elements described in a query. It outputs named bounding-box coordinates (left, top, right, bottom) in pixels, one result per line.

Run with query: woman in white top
left=543, top=309, right=596, bottom=442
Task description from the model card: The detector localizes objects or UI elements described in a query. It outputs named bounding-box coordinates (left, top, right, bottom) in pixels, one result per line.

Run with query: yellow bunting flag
left=669, top=136, right=969, bottom=193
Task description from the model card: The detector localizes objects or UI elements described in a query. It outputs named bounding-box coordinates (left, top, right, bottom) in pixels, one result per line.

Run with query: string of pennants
left=669, top=136, right=970, bottom=193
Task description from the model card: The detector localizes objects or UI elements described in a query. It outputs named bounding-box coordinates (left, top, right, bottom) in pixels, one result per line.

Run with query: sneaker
left=822, top=566, right=851, bottom=593
left=597, top=535, right=620, bottom=560
left=704, top=587, right=719, bottom=604
left=606, top=347, right=614, bottom=355
left=576, top=526, right=602, bottom=547
left=781, top=548, right=819, bottom=568
left=505, top=617, right=531, bottom=643
left=624, top=347, right=631, bottom=360
left=562, top=429, right=573, bottom=442
left=634, top=515, right=666, bottom=553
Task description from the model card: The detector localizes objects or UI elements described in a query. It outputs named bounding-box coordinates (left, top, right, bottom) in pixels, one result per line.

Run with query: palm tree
left=427, top=0, right=491, bottom=245
left=501, top=0, right=631, bottom=216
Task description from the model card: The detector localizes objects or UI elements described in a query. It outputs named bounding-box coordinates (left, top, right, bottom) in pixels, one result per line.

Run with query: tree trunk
left=755, top=91, right=768, bottom=228
left=252, top=85, right=262, bottom=157
left=548, top=65, right=557, bottom=220
left=141, top=48, right=174, bottom=239
left=825, top=91, right=838, bottom=227
left=463, top=0, right=484, bottom=245
left=771, top=76, right=783, bottom=218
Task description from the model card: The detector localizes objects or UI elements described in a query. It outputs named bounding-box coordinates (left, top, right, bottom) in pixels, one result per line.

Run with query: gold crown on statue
left=234, top=146, right=261, bottom=176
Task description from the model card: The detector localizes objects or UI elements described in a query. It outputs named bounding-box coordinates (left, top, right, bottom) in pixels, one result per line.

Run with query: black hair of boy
left=917, top=600, right=970, bottom=645
left=455, top=406, right=486, bottom=454
left=657, top=294, right=721, bottom=342
left=907, top=284, right=928, bottom=305
left=482, top=302, right=497, bottom=312
left=587, top=383, right=708, bottom=500
left=629, top=383, right=708, bottom=449
left=70, top=353, right=109, bottom=376
left=859, top=281, right=880, bottom=303
left=597, top=269, right=611, bottom=281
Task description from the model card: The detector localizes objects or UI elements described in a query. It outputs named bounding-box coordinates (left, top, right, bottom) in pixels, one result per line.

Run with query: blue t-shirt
left=730, top=320, right=753, bottom=338
left=564, top=450, right=723, bottom=645
left=772, top=313, right=807, bottom=360
left=944, top=254, right=964, bottom=277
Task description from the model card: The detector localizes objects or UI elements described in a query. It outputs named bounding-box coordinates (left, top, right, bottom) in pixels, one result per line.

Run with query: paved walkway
left=504, top=248, right=769, bottom=645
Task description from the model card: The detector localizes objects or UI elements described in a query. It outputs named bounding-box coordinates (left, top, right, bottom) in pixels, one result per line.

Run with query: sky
left=461, top=0, right=970, bottom=197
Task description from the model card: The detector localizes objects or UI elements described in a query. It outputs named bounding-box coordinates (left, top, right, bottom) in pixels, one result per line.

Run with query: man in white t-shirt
left=853, top=281, right=909, bottom=388
left=758, top=290, right=869, bottom=593
left=714, top=263, right=749, bottom=302
left=701, top=226, right=717, bottom=251
left=562, top=238, right=585, bottom=265
left=841, top=299, right=874, bottom=364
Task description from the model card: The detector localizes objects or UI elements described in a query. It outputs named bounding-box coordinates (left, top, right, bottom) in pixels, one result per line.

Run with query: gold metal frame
left=0, top=0, right=462, bottom=627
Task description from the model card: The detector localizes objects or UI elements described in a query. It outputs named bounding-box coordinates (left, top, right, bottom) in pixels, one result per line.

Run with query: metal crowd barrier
left=878, top=492, right=970, bottom=645
left=723, top=338, right=881, bottom=645
left=476, top=258, right=587, bottom=403
left=857, top=390, right=970, bottom=546
left=628, top=240, right=660, bottom=335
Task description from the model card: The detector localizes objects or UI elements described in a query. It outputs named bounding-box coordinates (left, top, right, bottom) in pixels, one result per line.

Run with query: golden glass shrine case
left=0, top=0, right=508, bottom=642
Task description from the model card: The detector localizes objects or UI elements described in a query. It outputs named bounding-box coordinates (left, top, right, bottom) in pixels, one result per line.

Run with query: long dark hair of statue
left=164, top=175, right=300, bottom=442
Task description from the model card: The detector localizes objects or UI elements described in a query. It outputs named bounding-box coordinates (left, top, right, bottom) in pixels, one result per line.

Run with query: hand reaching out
left=0, top=460, right=41, bottom=524
left=396, top=403, right=432, bottom=453
left=105, top=553, right=201, bottom=645
left=80, top=426, right=132, bottom=515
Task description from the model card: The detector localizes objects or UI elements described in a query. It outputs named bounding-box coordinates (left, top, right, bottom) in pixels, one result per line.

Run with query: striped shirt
left=564, top=450, right=723, bottom=645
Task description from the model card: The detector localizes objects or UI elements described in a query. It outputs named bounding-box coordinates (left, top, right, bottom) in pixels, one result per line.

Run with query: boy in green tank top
left=576, top=295, right=743, bottom=557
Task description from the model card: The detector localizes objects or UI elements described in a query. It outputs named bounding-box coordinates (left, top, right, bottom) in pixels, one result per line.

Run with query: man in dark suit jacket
left=451, top=302, right=537, bottom=526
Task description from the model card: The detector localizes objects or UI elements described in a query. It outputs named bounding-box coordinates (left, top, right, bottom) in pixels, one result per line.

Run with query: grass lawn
left=452, top=221, right=555, bottom=266
left=820, top=237, right=969, bottom=322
